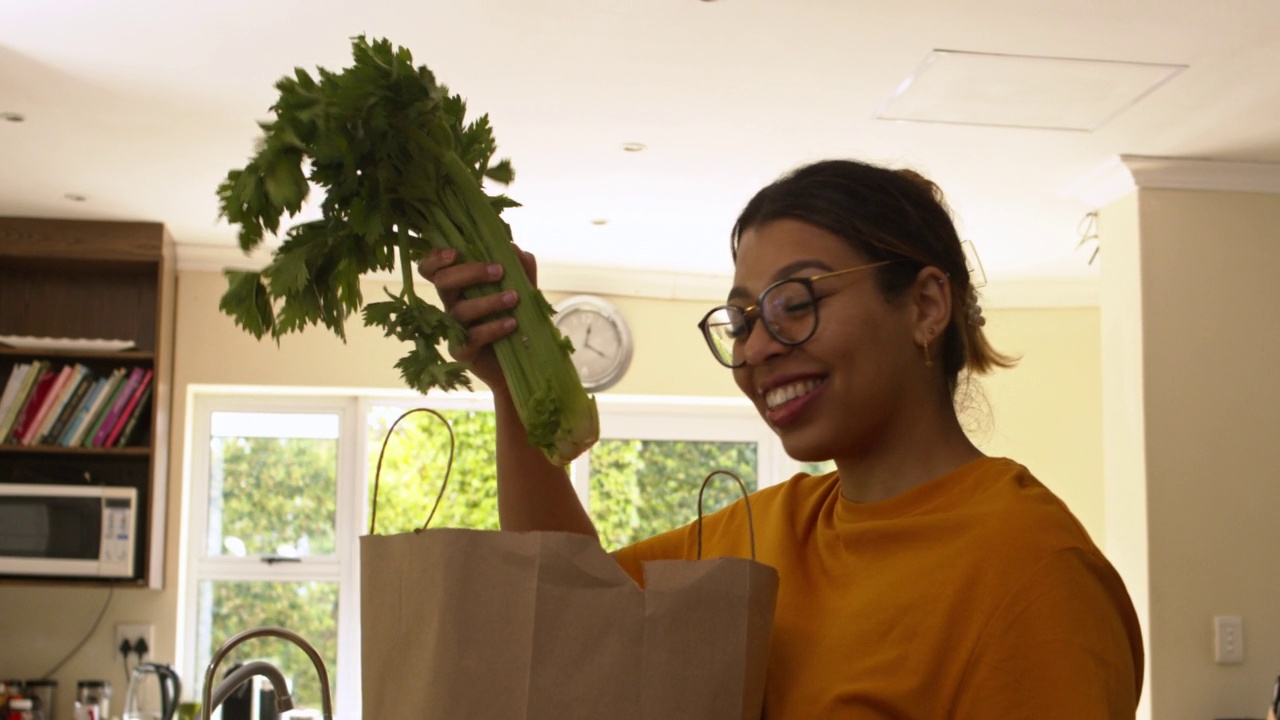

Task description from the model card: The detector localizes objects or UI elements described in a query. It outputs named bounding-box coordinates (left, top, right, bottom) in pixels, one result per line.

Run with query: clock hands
left=580, top=324, right=609, bottom=358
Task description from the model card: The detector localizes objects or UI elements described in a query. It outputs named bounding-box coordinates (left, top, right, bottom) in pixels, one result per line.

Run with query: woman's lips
left=762, top=377, right=825, bottom=428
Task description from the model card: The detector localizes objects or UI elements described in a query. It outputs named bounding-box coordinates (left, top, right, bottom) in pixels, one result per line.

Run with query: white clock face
left=556, top=307, right=628, bottom=390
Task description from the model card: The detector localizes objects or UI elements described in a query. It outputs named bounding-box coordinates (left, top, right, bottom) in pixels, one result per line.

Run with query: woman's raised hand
left=416, top=247, right=538, bottom=392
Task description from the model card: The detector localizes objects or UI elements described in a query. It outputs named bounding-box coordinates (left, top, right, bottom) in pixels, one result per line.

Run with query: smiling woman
left=423, top=157, right=1144, bottom=719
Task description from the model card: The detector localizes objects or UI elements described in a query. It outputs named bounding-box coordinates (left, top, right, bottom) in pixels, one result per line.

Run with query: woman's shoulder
left=961, top=457, right=1101, bottom=555
left=734, top=469, right=840, bottom=521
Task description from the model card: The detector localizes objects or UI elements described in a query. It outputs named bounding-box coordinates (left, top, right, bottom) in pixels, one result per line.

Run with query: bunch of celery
left=216, top=36, right=598, bottom=464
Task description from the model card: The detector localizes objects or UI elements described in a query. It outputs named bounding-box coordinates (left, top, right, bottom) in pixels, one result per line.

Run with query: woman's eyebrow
left=726, top=259, right=835, bottom=302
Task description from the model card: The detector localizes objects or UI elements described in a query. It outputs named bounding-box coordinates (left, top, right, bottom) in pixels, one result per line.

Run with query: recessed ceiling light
left=591, top=219, right=609, bottom=226
left=64, top=193, right=87, bottom=202
left=2, top=112, right=24, bottom=123
left=621, top=143, right=646, bottom=153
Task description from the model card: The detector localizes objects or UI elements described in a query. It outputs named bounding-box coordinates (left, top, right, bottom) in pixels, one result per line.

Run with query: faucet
left=199, top=626, right=334, bottom=720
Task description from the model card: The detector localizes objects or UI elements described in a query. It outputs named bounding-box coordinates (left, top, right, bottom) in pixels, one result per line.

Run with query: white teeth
left=764, top=379, right=821, bottom=409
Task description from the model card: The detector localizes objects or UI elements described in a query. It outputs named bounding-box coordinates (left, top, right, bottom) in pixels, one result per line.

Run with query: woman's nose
left=740, top=320, right=789, bottom=366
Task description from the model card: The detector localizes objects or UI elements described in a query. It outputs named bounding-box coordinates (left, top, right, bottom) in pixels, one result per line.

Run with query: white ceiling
left=4, top=0, right=1280, bottom=301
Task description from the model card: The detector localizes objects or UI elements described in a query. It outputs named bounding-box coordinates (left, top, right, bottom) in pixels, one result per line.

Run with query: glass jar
left=22, top=680, right=54, bottom=720
left=75, top=681, right=111, bottom=720
left=6, top=697, right=34, bottom=720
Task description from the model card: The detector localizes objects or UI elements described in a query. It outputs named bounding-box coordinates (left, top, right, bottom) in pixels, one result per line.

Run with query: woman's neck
left=833, top=403, right=984, bottom=504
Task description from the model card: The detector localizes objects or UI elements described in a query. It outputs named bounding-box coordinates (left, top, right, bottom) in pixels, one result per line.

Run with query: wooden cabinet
left=0, top=217, right=175, bottom=587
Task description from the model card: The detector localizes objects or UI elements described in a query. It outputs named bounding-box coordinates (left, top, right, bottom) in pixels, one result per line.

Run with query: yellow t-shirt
left=613, top=457, right=1143, bottom=719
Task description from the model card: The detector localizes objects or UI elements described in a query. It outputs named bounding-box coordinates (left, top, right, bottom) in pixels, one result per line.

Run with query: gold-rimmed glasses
left=697, top=261, right=891, bottom=368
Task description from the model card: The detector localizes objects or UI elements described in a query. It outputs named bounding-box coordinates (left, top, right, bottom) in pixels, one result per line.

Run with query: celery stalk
left=215, top=36, right=599, bottom=464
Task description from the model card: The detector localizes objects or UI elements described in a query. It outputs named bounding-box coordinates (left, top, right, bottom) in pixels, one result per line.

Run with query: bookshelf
left=0, top=217, right=175, bottom=587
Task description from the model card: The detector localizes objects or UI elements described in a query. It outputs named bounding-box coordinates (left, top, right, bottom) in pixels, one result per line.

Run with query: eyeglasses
left=697, top=261, right=891, bottom=368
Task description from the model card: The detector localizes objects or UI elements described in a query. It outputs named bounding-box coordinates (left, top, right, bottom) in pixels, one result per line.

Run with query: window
left=573, top=399, right=782, bottom=551
left=365, top=403, right=501, bottom=536
left=183, top=391, right=793, bottom=717
left=183, top=396, right=360, bottom=718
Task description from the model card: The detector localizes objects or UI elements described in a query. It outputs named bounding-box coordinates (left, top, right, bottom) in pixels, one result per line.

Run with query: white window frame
left=181, top=392, right=364, bottom=719
left=570, top=394, right=789, bottom=512
left=181, top=388, right=793, bottom=718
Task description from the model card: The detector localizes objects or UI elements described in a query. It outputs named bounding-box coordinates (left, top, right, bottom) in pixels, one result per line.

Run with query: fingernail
left=438, top=248, right=456, bottom=262
left=502, top=290, right=518, bottom=306
left=501, top=317, right=517, bottom=331
left=487, top=263, right=503, bottom=280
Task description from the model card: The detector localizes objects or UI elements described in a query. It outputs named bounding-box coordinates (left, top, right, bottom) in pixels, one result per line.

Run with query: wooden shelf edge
left=0, top=444, right=152, bottom=457
left=0, top=347, right=156, bottom=361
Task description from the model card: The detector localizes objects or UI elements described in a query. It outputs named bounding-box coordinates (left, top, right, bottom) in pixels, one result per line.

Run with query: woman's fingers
left=419, top=250, right=502, bottom=306
left=458, top=316, right=518, bottom=355
left=417, top=248, right=457, bottom=281
left=418, top=247, right=540, bottom=293
left=452, top=288, right=518, bottom=326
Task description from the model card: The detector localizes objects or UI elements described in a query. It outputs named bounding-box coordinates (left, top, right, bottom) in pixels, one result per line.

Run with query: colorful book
left=113, top=383, right=153, bottom=448
left=19, top=364, right=74, bottom=445
left=71, top=367, right=125, bottom=447
left=43, top=367, right=94, bottom=445
left=58, top=375, right=109, bottom=446
left=0, top=360, right=45, bottom=442
left=92, top=366, right=145, bottom=447
left=7, top=365, right=58, bottom=444
left=0, top=362, right=33, bottom=440
left=80, top=368, right=130, bottom=448
left=33, top=364, right=89, bottom=445
left=104, top=369, right=153, bottom=448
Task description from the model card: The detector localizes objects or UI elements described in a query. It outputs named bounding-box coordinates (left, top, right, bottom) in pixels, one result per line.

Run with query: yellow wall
left=1, top=269, right=1106, bottom=715
left=976, top=307, right=1105, bottom=538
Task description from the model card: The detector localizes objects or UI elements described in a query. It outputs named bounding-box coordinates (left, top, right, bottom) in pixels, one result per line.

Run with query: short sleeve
left=952, top=547, right=1144, bottom=719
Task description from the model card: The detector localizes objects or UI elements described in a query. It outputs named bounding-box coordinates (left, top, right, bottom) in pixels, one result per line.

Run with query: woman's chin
left=780, top=435, right=835, bottom=465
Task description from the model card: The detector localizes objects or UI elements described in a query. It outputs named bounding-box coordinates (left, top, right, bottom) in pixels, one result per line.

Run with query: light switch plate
left=1213, top=615, right=1243, bottom=664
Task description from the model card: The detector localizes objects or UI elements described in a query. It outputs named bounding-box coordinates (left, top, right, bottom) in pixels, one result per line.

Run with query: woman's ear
left=911, top=266, right=952, bottom=345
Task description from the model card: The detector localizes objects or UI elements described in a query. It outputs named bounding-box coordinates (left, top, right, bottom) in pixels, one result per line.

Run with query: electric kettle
left=123, top=662, right=181, bottom=720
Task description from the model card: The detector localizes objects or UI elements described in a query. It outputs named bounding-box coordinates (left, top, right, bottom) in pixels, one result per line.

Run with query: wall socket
left=1213, top=615, right=1244, bottom=664
left=114, top=622, right=155, bottom=658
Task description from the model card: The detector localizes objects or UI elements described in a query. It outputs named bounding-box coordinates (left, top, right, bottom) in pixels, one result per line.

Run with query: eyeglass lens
left=703, top=280, right=818, bottom=366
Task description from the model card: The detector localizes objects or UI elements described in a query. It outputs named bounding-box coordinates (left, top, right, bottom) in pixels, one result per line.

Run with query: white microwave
left=0, top=484, right=137, bottom=579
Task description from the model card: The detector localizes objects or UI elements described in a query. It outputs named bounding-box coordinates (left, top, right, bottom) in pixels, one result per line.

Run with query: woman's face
left=730, top=219, right=921, bottom=462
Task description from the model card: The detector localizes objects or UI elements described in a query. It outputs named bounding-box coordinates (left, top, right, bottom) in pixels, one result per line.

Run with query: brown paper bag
left=360, top=410, right=778, bottom=720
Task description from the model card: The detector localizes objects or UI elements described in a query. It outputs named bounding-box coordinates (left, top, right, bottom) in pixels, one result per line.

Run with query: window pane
left=589, top=440, right=757, bottom=551
left=207, top=412, right=338, bottom=558
left=194, top=580, right=338, bottom=712
left=366, top=406, right=500, bottom=534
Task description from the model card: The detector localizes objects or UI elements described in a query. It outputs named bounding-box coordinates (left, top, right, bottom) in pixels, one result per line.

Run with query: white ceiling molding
left=1122, top=155, right=1280, bottom=193
left=177, top=241, right=1096, bottom=307
left=1064, top=155, right=1280, bottom=209
left=176, top=241, right=729, bottom=300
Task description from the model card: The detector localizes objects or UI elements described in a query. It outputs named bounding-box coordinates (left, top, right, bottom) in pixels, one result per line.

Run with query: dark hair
left=731, top=159, right=1015, bottom=389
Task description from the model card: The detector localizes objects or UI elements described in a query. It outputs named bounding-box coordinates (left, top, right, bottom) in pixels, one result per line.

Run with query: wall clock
left=552, top=294, right=633, bottom=392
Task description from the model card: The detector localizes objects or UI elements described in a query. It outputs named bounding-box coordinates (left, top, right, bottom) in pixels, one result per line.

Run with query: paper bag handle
left=695, top=470, right=758, bottom=561
left=368, top=407, right=456, bottom=535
